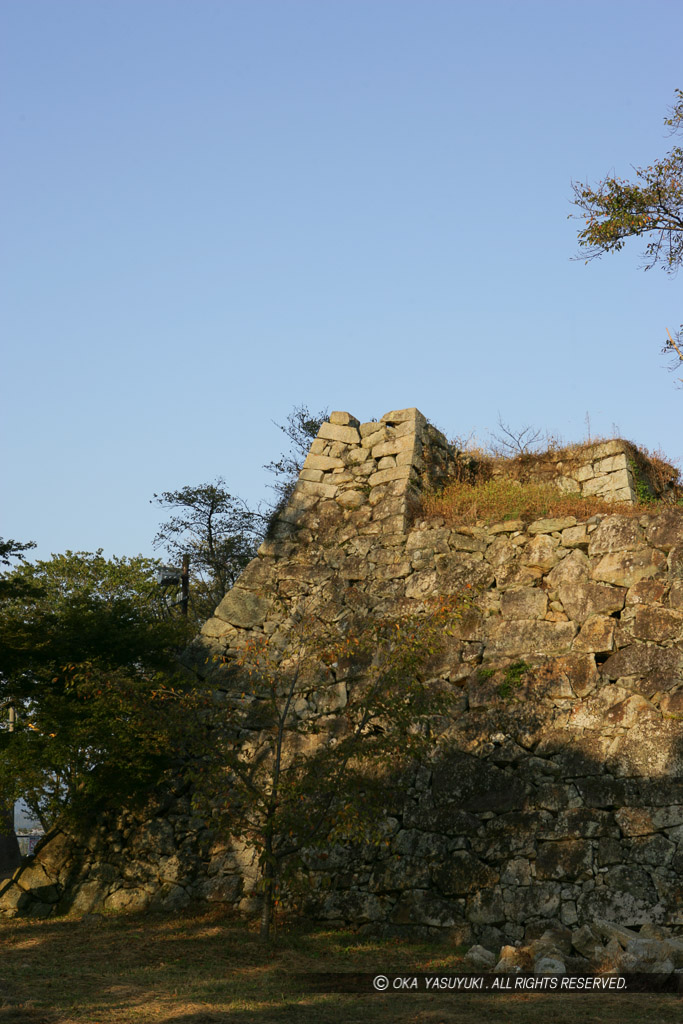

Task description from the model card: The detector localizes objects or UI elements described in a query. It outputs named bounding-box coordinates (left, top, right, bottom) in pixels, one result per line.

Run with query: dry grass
left=0, top=909, right=678, bottom=1024
left=419, top=477, right=659, bottom=527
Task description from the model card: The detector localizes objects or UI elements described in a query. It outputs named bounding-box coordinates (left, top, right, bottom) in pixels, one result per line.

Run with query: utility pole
left=181, top=554, right=190, bottom=617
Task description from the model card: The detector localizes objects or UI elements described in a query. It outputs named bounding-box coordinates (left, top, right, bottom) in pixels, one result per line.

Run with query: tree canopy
left=571, top=89, right=683, bottom=378
left=0, top=550, right=195, bottom=829
left=152, top=481, right=261, bottom=626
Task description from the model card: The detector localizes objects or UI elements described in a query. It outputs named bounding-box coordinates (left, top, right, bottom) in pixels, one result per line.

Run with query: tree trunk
left=259, top=854, right=275, bottom=942
left=0, top=805, right=21, bottom=879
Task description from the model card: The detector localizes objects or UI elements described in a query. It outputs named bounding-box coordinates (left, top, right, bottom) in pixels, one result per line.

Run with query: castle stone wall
left=2, top=410, right=682, bottom=951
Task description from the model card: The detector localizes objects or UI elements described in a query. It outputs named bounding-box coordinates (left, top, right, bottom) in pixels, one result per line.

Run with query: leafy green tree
left=196, top=594, right=471, bottom=941
left=0, top=551, right=195, bottom=829
left=152, top=481, right=261, bottom=626
left=571, top=89, right=683, bottom=377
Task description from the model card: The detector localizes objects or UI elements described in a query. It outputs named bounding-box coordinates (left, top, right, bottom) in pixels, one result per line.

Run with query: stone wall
left=488, top=439, right=675, bottom=504
left=2, top=409, right=682, bottom=948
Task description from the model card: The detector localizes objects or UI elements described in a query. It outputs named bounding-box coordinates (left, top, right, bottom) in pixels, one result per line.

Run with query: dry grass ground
left=420, top=477, right=637, bottom=527
left=0, top=909, right=678, bottom=1024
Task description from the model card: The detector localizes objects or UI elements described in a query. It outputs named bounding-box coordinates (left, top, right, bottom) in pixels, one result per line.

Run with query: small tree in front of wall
left=195, top=593, right=473, bottom=941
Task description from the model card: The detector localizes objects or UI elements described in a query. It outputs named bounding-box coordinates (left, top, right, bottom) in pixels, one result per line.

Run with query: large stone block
left=601, top=643, right=683, bottom=690
left=485, top=619, right=577, bottom=656
left=317, top=422, right=361, bottom=444
left=645, top=510, right=683, bottom=552
left=546, top=549, right=590, bottom=587
left=214, top=588, right=272, bottom=628
left=589, top=516, right=644, bottom=555
left=591, top=547, right=666, bottom=587
left=500, top=588, right=548, bottom=620
left=535, top=840, right=592, bottom=881
left=371, top=435, right=417, bottom=459
left=558, top=582, right=626, bottom=623
left=431, top=851, right=498, bottom=896
left=632, top=606, right=683, bottom=642
left=527, top=517, right=577, bottom=534
left=381, top=407, right=426, bottom=426
left=572, top=614, right=615, bottom=653
left=594, top=454, right=628, bottom=474
left=303, top=453, right=344, bottom=471
left=368, top=465, right=414, bottom=488
left=329, top=411, right=359, bottom=427
left=523, top=534, right=563, bottom=571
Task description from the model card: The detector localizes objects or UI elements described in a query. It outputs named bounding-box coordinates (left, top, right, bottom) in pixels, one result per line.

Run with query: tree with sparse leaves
left=195, top=593, right=473, bottom=941
left=263, top=404, right=328, bottom=527
left=152, top=481, right=261, bottom=626
left=571, top=89, right=683, bottom=380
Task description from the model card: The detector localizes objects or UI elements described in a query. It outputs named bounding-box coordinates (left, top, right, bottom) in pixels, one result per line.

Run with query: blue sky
left=3, top=0, right=682, bottom=562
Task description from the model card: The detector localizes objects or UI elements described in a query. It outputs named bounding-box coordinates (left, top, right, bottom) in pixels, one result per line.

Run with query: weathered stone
left=571, top=924, right=605, bottom=959
left=317, top=422, right=361, bottom=444
left=335, top=490, right=366, bottom=509
left=0, top=885, right=33, bottom=917
left=592, top=547, right=666, bottom=587
left=589, top=516, right=644, bottom=555
left=381, top=407, right=426, bottom=426
left=534, top=955, right=566, bottom=974
left=503, top=884, right=560, bottom=923
left=546, top=549, right=590, bottom=587
left=572, top=615, right=615, bottom=654
left=602, top=643, right=683, bottom=685
left=435, top=552, right=495, bottom=592
left=486, top=619, right=577, bottom=656
left=485, top=535, right=518, bottom=568
left=431, top=852, right=498, bottom=896
left=450, top=532, right=487, bottom=553
left=368, top=466, right=414, bottom=488
left=488, top=520, right=524, bottom=534
left=615, top=805, right=683, bottom=836
left=329, top=411, right=359, bottom=427
left=625, top=580, right=668, bottom=605
left=522, top=534, right=562, bottom=570
left=303, top=453, right=344, bottom=471
left=214, top=589, right=272, bottom=628
left=527, top=517, right=577, bottom=534
left=670, top=580, right=683, bottom=609
left=466, top=887, right=506, bottom=925
left=500, top=588, right=548, bottom=620
left=540, top=654, right=599, bottom=698
left=561, top=525, right=589, bottom=548
left=558, top=582, right=626, bottom=623
left=536, top=840, right=592, bottom=881
left=632, top=605, right=683, bottom=642
left=371, top=435, right=416, bottom=459
left=659, top=691, right=683, bottom=716
left=594, top=454, right=628, bottom=474
left=104, top=887, right=150, bottom=912
left=293, top=479, right=338, bottom=499
left=463, top=944, right=496, bottom=970
left=501, top=858, right=532, bottom=886
left=390, top=889, right=467, bottom=930
left=645, top=510, right=683, bottom=552
left=607, top=718, right=683, bottom=777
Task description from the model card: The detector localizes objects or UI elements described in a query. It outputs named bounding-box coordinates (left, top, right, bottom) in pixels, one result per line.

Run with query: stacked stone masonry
left=2, top=409, right=682, bottom=955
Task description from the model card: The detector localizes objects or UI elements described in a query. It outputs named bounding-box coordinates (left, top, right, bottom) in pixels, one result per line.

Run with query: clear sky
left=3, top=0, right=682, bottom=562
